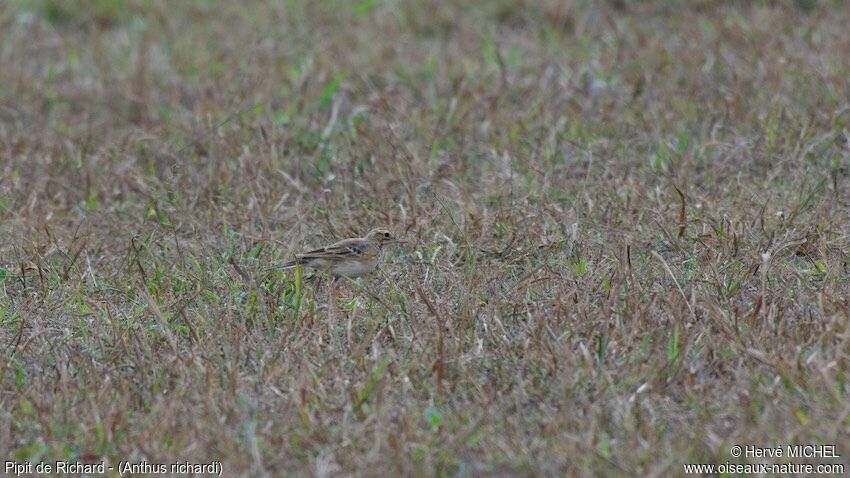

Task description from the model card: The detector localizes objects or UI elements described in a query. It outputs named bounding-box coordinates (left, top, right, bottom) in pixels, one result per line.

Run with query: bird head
left=366, top=228, right=402, bottom=245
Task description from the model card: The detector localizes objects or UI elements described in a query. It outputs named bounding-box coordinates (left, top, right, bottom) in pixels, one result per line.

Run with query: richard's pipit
left=274, top=228, right=402, bottom=278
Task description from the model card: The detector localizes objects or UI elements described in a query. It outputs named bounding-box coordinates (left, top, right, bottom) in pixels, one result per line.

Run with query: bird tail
left=265, top=258, right=308, bottom=272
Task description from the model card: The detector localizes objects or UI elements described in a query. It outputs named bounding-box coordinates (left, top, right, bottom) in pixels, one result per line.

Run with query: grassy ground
left=2, top=0, right=849, bottom=476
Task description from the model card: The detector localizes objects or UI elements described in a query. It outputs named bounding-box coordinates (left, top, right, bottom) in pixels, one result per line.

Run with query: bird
left=273, top=228, right=402, bottom=278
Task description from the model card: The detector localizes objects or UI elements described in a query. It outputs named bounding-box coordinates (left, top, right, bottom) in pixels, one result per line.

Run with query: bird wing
left=297, top=238, right=367, bottom=262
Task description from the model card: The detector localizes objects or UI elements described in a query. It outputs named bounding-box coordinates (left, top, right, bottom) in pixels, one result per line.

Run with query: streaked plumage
left=275, top=228, right=400, bottom=277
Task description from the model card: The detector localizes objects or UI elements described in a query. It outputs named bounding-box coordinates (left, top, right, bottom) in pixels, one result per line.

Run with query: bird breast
left=329, top=257, right=379, bottom=277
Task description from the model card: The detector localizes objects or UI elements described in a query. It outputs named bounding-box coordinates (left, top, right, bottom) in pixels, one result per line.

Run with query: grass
left=1, top=0, right=849, bottom=475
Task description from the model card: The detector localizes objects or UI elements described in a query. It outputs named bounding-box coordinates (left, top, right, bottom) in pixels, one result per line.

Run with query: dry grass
left=2, top=0, right=849, bottom=476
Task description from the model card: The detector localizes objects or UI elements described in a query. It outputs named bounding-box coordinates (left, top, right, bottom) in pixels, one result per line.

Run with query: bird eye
left=384, top=232, right=390, bottom=238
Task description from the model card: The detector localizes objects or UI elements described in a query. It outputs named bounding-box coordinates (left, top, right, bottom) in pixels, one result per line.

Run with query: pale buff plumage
left=275, top=228, right=401, bottom=278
